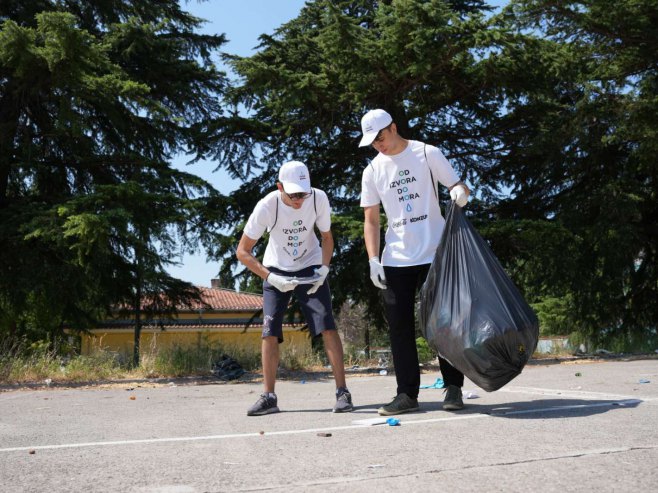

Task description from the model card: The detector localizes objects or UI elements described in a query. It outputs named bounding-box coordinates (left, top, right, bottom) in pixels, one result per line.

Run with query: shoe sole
left=377, top=405, right=419, bottom=416
left=332, top=405, right=354, bottom=413
left=247, top=406, right=280, bottom=416
left=442, top=404, right=464, bottom=411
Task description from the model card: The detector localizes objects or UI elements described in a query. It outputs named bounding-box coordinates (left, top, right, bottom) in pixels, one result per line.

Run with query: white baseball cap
left=358, top=109, right=393, bottom=147
left=278, top=160, right=311, bottom=194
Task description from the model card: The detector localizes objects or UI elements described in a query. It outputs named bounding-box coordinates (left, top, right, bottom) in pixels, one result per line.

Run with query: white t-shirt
left=243, top=189, right=331, bottom=271
left=360, top=140, right=460, bottom=266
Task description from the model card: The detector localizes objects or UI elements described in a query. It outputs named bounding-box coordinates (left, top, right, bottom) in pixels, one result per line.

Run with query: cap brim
left=281, top=182, right=310, bottom=194
left=358, top=132, right=377, bottom=147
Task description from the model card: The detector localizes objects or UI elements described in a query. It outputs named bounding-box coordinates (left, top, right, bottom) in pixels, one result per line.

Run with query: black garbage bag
left=419, top=203, right=539, bottom=392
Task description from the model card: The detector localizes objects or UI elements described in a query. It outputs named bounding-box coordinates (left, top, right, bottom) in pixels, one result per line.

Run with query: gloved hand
left=307, top=265, right=330, bottom=295
left=266, top=272, right=298, bottom=292
left=368, top=256, right=387, bottom=289
left=449, top=184, right=469, bottom=207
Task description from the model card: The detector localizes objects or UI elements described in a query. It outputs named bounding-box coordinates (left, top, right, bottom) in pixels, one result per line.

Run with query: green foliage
left=210, top=0, right=657, bottom=347
left=214, top=0, right=505, bottom=329
left=0, top=1, right=228, bottom=359
left=2, top=0, right=656, bottom=362
left=416, top=337, right=437, bottom=364
left=531, top=296, right=573, bottom=336
left=0, top=338, right=123, bottom=383
left=490, top=0, right=658, bottom=341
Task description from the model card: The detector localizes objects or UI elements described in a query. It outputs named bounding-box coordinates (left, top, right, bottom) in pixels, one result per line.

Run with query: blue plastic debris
left=420, top=377, right=444, bottom=389
left=639, top=379, right=650, bottom=384
left=386, top=417, right=400, bottom=426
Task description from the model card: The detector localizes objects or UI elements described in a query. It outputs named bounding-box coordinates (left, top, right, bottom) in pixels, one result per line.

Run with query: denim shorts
left=262, top=265, right=336, bottom=343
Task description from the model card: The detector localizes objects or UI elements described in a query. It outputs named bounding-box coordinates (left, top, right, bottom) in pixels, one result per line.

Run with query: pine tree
left=0, top=1, right=228, bottom=363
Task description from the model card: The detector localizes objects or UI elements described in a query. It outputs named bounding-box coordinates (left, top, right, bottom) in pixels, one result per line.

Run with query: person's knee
left=321, top=329, right=343, bottom=347
left=262, top=335, right=279, bottom=348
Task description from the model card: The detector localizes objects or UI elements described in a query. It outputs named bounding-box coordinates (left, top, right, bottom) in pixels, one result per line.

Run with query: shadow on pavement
left=452, top=398, right=642, bottom=419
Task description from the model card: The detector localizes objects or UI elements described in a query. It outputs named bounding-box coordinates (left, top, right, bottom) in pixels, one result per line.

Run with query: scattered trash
left=168, top=382, right=176, bottom=387
left=572, top=386, right=582, bottom=390
left=420, top=378, right=444, bottom=389
left=639, top=379, right=650, bottom=384
left=367, top=464, right=385, bottom=469
left=379, top=370, right=388, bottom=376
left=575, top=372, right=582, bottom=377
left=300, top=380, right=306, bottom=384
left=463, top=390, right=479, bottom=399
left=351, top=365, right=360, bottom=370
left=125, top=388, right=135, bottom=391
left=259, top=431, right=265, bottom=435
left=129, top=395, right=136, bottom=400
left=386, top=418, right=400, bottom=426
left=595, top=348, right=612, bottom=355
left=212, top=355, right=245, bottom=381
left=44, top=378, right=52, bottom=387
left=317, top=432, right=332, bottom=437
left=352, top=417, right=388, bottom=426
left=28, top=450, right=35, bottom=455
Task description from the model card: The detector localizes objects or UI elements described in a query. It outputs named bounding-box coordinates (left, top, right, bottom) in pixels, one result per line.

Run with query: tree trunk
left=132, top=283, right=142, bottom=368
left=0, top=87, right=20, bottom=207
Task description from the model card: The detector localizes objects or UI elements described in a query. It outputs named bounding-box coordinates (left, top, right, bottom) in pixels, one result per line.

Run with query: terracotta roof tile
left=192, top=287, right=263, bottom=311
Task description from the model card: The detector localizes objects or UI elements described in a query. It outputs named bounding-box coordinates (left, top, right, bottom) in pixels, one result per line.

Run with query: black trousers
left=383, top=264, right=464, bottom=399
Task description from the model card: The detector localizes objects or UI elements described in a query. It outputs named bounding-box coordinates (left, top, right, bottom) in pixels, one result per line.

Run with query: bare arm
left=363, top=205, right=381, bottom=259
left=236, top=233, right=270, bottom=280
left=319, top=229, right=334, bottom=267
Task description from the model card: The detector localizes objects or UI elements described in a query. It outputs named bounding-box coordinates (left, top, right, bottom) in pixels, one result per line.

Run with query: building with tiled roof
left=80, top=281, right=308, bottom=357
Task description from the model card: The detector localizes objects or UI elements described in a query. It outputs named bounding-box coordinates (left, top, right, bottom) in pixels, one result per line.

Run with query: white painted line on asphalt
left=0, top=398, right=641, bottom=453
left=499, top=385, right=658, bottom=402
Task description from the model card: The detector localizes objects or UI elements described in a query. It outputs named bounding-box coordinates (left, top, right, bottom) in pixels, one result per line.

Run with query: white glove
left=450, top=184, right=469, bottom=207
left=266, top=272, right=298, bottom=292
left=307, top=265, right=329, bottom=295
left=368, top=256, right=387, bottom=289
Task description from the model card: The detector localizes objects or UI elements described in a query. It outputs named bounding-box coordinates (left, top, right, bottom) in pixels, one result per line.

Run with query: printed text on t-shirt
left=390, top=169, right=420, bottom=211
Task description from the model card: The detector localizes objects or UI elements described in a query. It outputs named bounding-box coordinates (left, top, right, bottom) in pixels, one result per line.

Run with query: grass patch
left=0, top=338, right=343, bottom=384
left=0, top=348, right=127, bottom=383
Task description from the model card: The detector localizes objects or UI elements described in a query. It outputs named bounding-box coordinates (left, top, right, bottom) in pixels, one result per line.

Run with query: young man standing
left=358, top=109, right=470, bottom=415
left=236, top=160, right=353, bottom=416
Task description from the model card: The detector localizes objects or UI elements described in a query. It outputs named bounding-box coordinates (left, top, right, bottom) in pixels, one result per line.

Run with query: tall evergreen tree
left=485, top=0, right=658, bottom=344
left=0, top=1, right=228, bottom=363
left=212, top=0, right=656, bottom=347
left=210, top=0, right=512, bottom=326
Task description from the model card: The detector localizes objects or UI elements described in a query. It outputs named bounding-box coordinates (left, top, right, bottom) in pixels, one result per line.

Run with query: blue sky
left=166, top=1, right=308, bottom=287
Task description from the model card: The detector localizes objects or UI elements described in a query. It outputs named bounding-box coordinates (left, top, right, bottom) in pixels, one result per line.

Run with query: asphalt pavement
left=1, top=358, right=657, bottom=492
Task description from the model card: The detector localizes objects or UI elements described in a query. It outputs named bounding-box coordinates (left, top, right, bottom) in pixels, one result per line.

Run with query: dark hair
left=374, top=123, right=393, bottom=141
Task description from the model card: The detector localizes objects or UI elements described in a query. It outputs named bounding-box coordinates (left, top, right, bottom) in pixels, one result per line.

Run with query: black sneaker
left=442, top=385, right=464, bottom=411
left=377, top=393, right=419, bottom=416
left=247, top=393, right=280, bottom=416
left=333, top=387, right=353, bottom=413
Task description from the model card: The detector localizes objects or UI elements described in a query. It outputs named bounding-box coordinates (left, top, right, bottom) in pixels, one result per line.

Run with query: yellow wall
left=81, top=326, right=310, bottom=357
